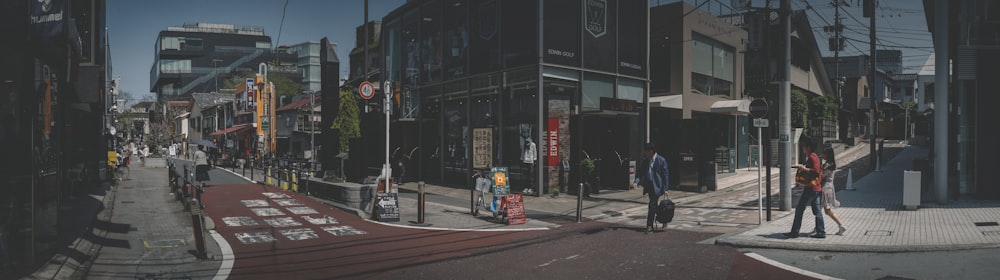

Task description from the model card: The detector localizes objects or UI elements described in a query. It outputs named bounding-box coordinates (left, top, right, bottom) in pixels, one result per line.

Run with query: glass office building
left=380, top=0, right=648, bottom=194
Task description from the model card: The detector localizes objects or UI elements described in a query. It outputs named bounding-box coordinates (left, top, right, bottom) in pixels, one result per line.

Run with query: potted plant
left=579, top=158, right=597, bottom=196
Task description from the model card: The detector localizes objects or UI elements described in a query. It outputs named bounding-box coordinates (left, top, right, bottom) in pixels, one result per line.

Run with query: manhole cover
left=143, top=239, right=186, bottom=248
left=864, top=230, right=893, bottom=236
left=975, top=222, right=999, bottom=227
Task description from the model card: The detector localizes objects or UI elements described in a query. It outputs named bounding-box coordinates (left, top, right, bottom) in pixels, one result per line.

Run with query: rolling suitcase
left=656, top=198, right=675, bottom=224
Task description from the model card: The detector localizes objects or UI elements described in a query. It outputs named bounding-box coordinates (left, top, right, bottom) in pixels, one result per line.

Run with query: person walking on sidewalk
left=632, top=143, right=669, bottom=234
left=785, top=142, right=826, bottom=239
left=819, top=146, right=847, bottom=235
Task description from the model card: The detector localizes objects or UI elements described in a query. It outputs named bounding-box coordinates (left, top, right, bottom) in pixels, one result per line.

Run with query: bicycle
left=471, top=171, right=507, bottom=222
left=114, top=152, right=131, bottom=182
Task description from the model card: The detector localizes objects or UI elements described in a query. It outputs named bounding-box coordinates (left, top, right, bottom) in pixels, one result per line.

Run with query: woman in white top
left=819, top=146, right=846, bottom=235
left=194, top=145, right=210, bottom=183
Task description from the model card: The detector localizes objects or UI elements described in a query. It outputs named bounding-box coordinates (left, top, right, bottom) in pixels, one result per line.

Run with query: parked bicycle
left=471, top=171, right=506, bottom=222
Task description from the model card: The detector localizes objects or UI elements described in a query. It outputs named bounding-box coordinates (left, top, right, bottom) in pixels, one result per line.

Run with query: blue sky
left=108, top=0, right=405, bottom=104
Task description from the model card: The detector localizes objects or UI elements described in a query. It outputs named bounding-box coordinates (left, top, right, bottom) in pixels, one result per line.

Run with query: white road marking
left=744, top=252, right=844, bottom=280
left=210, top=230, right=233, bottom=280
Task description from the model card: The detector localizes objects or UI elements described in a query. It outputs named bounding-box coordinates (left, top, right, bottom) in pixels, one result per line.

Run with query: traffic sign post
left=359, top=81, right=375, bottom=100
left=749, top=99, right=768, bottom=225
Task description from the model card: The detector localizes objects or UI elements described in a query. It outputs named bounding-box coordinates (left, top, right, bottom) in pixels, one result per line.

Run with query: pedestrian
left=168, top=143, right=176, bottom=158
left=396, top=156, right=406, bottom=186
left=785, top=141, right=826, bottom=238
left=632, top=143, right=669, bottom=234
left=818, top=146, right=847, bottom=235
left=194, top=145, right=211, bottom=184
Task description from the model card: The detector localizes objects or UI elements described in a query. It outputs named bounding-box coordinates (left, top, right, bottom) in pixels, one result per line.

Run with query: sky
left=108, top=0, right=406, bottom=105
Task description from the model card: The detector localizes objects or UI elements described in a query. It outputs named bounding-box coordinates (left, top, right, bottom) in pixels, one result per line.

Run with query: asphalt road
left=751, top=247, right=1000, bottom=280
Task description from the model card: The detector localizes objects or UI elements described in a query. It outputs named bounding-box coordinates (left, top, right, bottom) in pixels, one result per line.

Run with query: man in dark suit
left=632, top=143, right=669, bottom=234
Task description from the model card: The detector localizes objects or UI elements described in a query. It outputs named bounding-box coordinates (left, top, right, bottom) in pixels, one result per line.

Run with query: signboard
left=753, top=118, right=769, bottom=127
left=359, top=81, right=375, bottom=100
left=374, top=193, right=399, bottom=222
left=504, top=194, right=526, bottom=225
left=472, top=128, right=493, bottom=169
left=547, top=118, right=559, bottom=166
left=599, top=97, right=640, bottom=113
left=245, top=79, right=256, bottom=111
left=491, top=166, right=509, bottom=189
left=749, top=99, right=768, bottom=118
left=628, top=160, right=637, bottom=186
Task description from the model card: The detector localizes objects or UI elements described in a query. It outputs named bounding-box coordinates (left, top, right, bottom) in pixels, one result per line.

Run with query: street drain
left=974, top=222, right=999, bottom=227
left=982, top=231, right=1000, bottom=236
left=864, top=230, right=892, bottom=236
left=121, top=201, right=135, bottom=204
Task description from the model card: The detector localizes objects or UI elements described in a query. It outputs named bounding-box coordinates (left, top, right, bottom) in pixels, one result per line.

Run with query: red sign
left=359, top=81, right=375, bottom=100
left=504, top=194, right=526, bottom=225
left=547, top=118, right=559, bottom=166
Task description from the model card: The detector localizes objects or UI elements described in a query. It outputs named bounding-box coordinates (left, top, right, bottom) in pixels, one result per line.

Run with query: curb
left=716, top=237, right=1000, bottom=253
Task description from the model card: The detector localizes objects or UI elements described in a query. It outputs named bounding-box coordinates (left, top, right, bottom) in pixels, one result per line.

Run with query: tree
left=808, top=94, right=839, bottom=122
left=791, top=89, right=809, bottom=129
left=333, top=88, right=361, bottom=153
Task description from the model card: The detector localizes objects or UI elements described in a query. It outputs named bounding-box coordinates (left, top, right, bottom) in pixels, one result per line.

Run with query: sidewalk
left=716, top=145, right=1000, bottom=252
left=31, top=158, right=224, bottom=279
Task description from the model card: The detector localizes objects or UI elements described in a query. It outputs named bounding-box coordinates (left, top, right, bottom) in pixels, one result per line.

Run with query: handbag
left=795, top=169, right=819, bottom=186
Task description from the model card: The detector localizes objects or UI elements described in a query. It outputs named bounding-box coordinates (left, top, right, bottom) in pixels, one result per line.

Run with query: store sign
left=472, top=128, right=492, bottom=169
left=245, top=79, right=255, bottom=111
left=600, top=97, right=640, bottom=113
left=547, top=118, right=559, bottom=166
left=585, top=0, right=608, bottom=38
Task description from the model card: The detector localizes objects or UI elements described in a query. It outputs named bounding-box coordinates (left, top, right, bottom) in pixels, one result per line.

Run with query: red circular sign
left=359, top=82, right=375, bottom=100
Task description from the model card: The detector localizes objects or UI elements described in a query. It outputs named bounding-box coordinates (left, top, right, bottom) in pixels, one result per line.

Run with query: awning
left=175, top=112, right=191, bottom=119
left=649, top=95, right=683, bottom=109
left=209, top=124, right=251, bottom=136
left=710, top=100, right=751, bottom=114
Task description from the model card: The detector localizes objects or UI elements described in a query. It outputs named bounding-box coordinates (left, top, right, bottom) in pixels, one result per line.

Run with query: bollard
left=189, top=201, right=208, bottom=259
left=418, top=181, right=426, bottom=224
left=576, top=183, right=583, bottom=223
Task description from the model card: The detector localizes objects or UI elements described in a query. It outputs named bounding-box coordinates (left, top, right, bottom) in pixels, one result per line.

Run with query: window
left=691, top=33, right=734, bottom=97
left=443, top=0, right=469, bottom=79
left=421, top=0, right=443, bottom=83
left=160, top=59, right=191, bottom=73
left=161, top=37, right=180, bottom=50
left=403, top=10, right=421, bottom=85
left=582, top=73, right=613, bottom=111
left=256, top=41, right=272, bottom=49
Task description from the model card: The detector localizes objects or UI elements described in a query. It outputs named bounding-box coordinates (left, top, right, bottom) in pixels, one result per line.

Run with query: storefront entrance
left=579, top=114, right=640, bottom=191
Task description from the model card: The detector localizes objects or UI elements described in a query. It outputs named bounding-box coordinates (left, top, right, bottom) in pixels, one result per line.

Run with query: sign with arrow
left=375, top=193, right=399, bottom=222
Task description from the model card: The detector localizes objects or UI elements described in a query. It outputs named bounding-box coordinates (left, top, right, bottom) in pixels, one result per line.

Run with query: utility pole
left=830, top=1, right=846, bottom=107
left=933, top=0, right=948, bottom=204
left=865, top=0, right=878, bottom=170
left=778, top=0, right=792, bottom=211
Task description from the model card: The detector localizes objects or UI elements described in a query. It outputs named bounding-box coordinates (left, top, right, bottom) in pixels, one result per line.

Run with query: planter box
left=305, top=178, right=375, bottom=213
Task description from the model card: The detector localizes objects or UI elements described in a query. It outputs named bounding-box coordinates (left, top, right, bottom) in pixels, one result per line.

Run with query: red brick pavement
left=202, top=184, right=580, bottom=279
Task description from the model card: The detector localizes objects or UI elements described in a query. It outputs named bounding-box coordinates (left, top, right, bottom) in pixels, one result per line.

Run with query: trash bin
left=903, top=170, right=921, bottom=210
left=700, top=161, right=717, bottom=191
left=678, top=153, right=698, bottom=188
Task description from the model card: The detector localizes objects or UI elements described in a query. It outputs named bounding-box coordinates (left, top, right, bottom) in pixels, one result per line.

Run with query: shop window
left=384, top=19, right=402, bottom=84
left=443, top=94, right=469, bottom=183
left=582, top=73, right=613, bottom=112
left=470, top=0, right=501, bottom=74
left=691, top=33, right=734, bottom=97
left=617, top=78, right=644, bottom=103
left=501, top=0, right=537, bottom=68
left=443, top=0, right=468, bottom=79
left=421, top=0, right=443, bottom=83
left=403, top=10, right=421, bottom=85
left=421, top=89, right=442, bottom=182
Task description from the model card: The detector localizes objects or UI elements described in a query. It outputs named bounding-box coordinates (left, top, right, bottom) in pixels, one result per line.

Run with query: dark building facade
left=1, top=0, right=110, bottom=276
left=378, top=0, right=649, bottom=195
left=924, top=0, right=1000, bottom=199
